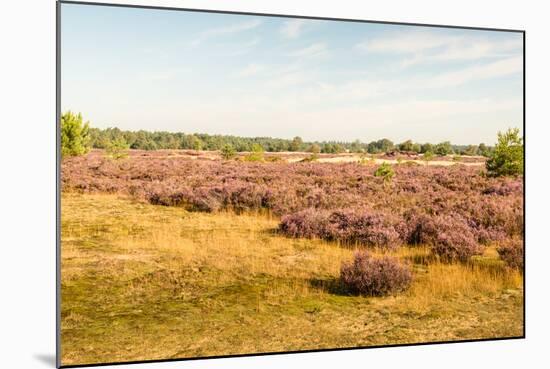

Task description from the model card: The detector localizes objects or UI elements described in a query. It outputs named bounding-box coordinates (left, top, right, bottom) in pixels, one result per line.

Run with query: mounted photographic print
left=58, top=1, right=525, bottom=367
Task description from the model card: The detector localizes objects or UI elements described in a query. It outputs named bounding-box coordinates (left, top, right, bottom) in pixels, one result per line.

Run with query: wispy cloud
left=280, top=19, right=307, bottom=38
left=191, top=19, right=262, bottom=46
left=356, top=30, right=522, bottom=68
left=289, top=42, right=328, bottom=58
left=428, top=56, right=522, bottom=88
left=356, top=31, right=458, bottom=54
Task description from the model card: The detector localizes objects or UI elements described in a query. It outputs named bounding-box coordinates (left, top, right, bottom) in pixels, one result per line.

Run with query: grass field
left=61, top=192, right=523, bottom=366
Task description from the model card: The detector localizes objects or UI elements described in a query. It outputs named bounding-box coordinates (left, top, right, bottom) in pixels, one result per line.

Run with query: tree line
left=62, top=118, right=493, bottom=157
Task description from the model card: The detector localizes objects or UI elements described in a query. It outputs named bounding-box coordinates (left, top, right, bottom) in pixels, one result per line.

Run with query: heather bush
left=340, top=251, right=412, bottom=296
left=62, top=150, right=523, bottom=253
left=497, top=239, right=524, bottom=269
left=280, top=208, right=401, bottom=249
left=401, top=212, right=483, bottom=262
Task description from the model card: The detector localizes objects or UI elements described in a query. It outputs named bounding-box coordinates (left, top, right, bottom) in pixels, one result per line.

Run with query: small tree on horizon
left=61, top=111, right=90, bottom=157
left=486, top=128, right=523, bottom=177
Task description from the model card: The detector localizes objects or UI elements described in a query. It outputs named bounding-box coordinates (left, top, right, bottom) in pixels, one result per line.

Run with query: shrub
left=497, top=239, right=523, bottom=269
left=61, top=111, right=90, bottom=157
left=486, top=128, right=523, bottom=177
left=244, top=144, right=264, bottom=162
left=106, top=137, right=129, bottom=159
left=374, top=162, right=395, bottom=184
left=340, top=251, right=412, bottom=296
left=220, top=144, right=236, bottom=160
left=279, top=208, right=401, bottom=250
left=402, top=213, right=484, bottom=262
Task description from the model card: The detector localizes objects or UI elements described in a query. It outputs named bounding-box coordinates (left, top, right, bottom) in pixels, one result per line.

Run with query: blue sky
left=61, top=3, right=523, bottom=145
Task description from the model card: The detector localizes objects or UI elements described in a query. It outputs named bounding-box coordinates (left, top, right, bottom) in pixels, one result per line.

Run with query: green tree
left=245, top=143, right=265, bottom=162
left=220, top=144, right=236, bottom=160
left=478, top=143, right=491, bottom=157
left=462, top=145, right=479, bottom=156
left=398, top=139, right=415, bottom=152
left=106, top=137, right=129, bottom=159
left=374, top=162, right=395, bottom=185
left=61, top=111, right=91, bottom=157
left=434, top=141, right=453, bottom=156
left=420, top=143, right=434, bottom=154
left=290, top=136, right=303, bottom=152
left=486, top=128, right=523, bottom=177
left=308, top=143, right=321, bottom=154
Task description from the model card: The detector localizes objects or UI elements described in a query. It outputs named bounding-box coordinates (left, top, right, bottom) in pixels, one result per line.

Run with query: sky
left=61, top=3, right=523, bottom=145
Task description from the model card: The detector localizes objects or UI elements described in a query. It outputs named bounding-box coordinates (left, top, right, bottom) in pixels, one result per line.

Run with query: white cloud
left=191, top=19, right=262, bottom=46
left=428, top=56, right=522, bottom=88
left=289, top=42, right=328, bottom=58
left=356, top=31, right=458, bottom=54
left=280, top=19, right=307, bottom=38
left=356, top=30, right=522, bottom=68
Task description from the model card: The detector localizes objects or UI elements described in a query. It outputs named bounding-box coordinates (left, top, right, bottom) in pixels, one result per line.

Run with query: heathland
left=60, top=145, right=524, bottom=365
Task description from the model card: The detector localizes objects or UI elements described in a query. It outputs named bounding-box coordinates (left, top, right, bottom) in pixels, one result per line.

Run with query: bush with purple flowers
left=340, top=251, right=412, bottom=296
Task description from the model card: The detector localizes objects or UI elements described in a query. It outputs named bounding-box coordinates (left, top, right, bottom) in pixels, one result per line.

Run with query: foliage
left=61, top=111, right=90, bottom=157
left=398, top=140, right=421, bottom=153
left=486, top=128, right=524, bottom=177
left=244, top=143, right=265, bottom=162
left=340, top=251, right=412, bottom=296
left=374, top=162, right=395, bottom=184
left=289, top=136, right=304, bottom=152
left=308, top=144, right=321, bottom=154
left=105, top=137, right=129, bottom=159
left=62, top=152, right=523, bottom=256
left=220, top=144, right=237, bottom=160
left=434, top=141, right=453, bottom=156
left=87, top=126, right=491, bottom=155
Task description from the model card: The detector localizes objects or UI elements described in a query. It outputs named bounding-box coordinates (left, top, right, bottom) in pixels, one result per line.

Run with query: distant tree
left=308, top=143, right=321, bottom=154
left=478, top=143, right=491, bottom=157
left=333, top=143, right=346, bottom=154
left=220, top=144, right=236, bottom=160
left=398, top=140, right=415, bottom=152
left=462, top=145, right=479, bottom=156
left=106, top=137, right=129, bottom=159
left=486, top=128, right=523, bottom=177
left=189, top=135, right=203, bottom=151
left=367, top=138, right=394, bottom=154
left=434, top=141, right=453, bottom=156
left=61, top=111, right=91, bottom=157
left=290, top=136, right=303, bottom=152
left=420, top=143, right=434, bottom=154
left=350, top=139, right=363, bottom=153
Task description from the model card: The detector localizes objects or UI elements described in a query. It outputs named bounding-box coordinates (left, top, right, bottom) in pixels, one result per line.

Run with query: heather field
left=60, top=149, right=524, bottom=365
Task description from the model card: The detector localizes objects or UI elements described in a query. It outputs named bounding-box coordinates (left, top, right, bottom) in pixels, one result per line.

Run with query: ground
left=60, top=193, right=523, bottom=366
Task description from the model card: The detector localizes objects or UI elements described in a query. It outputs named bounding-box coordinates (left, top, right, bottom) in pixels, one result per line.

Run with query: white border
left=1, top=1, right=548, bottom=369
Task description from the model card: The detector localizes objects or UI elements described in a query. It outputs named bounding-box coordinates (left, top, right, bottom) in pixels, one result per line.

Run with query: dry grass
left=61, top=193, right=523, bottom=366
